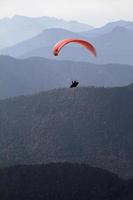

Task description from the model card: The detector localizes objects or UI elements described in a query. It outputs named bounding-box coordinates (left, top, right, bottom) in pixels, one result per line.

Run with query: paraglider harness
left=70, top=80, right=79, bottom=88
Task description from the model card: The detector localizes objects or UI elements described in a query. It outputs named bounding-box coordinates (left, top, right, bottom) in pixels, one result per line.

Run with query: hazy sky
left=0, top=0, right=133, bottom=26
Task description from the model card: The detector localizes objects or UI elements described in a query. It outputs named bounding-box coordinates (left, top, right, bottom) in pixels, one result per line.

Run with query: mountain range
left=0, top=56, right=133, bottom=99
left=1, top=16, right=133, bottom=199
left=81, top=20, right=133, bottom=37
left=0, top=28, right=86, bottom=59
left=0, top=15, right=93, bottom=48
left=1, top=26, right=133, bottom=65
left=0, top=86, right=133, bottom=178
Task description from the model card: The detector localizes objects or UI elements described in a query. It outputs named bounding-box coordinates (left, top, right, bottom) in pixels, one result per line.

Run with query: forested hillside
left=0, top=86, right=133, bottom=178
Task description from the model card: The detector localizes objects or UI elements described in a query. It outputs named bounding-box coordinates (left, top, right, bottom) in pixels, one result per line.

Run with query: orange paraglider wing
left=53, top=38, right=96, bottom=57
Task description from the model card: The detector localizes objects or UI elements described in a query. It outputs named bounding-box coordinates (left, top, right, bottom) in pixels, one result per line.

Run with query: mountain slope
left=24, top=26, right=133, bottom=65
left=0, top=56, right=133, bottom=99
left=0, top=163, right=133, bottom=200
left=92, top=26, right=133, bottom=65
left=0, top=28, right=86, bottom=58
left=81, top=20, right=133, bottom=37
left=0, top=86, right=133, bottom=178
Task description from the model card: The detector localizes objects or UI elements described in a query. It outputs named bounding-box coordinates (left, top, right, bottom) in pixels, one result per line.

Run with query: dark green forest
left=0, top=86, right=133, bottom=178
left=0, top=163, right=133, bottom=200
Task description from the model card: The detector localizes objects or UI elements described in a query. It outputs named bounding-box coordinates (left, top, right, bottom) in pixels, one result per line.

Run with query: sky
left=0, top=0, right=133, bottom=27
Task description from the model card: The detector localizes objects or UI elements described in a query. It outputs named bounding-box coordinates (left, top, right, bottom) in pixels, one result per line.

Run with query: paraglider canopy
left=53, top=38, right=96, bottom=57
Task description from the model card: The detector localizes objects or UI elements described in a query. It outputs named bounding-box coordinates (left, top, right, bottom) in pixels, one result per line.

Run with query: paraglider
left=53, top=38, right=96, bottom=88
left=70, top=80, right=79, bottom=88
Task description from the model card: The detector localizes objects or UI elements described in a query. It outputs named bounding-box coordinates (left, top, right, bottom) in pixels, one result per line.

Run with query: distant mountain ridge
left=81, top=20, right=133, bottom=37
left=0, top=15, right=93, bottom=48
left=2, top=26, right=133, bottom=65
left=0, top=56, right=133, bottom=99
left=91, top=26, right=133, bottom=65
left=0, top=28, right=86, bottom=58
